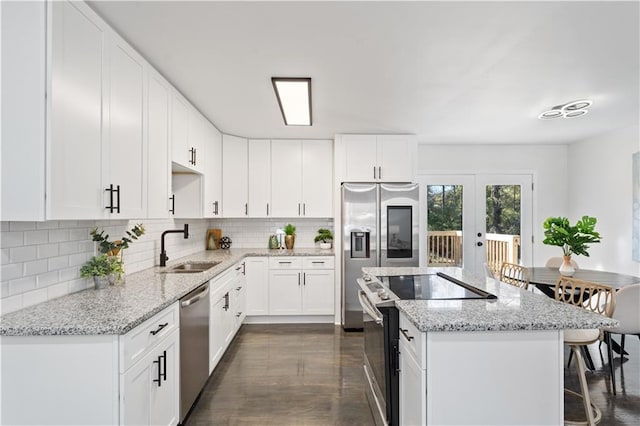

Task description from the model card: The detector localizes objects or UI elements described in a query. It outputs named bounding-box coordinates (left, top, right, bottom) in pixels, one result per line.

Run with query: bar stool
left=555, top=276, right=615, bottom=425
left=499, top=262, right=530, bottom=290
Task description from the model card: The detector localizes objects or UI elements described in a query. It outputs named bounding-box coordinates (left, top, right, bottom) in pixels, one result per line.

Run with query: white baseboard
left=243, top=315, right=334, bottom=324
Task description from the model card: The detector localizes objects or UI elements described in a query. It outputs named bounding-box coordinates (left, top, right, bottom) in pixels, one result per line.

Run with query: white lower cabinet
left=245, top=257, right=269, bottom=315
left=121, top=328, right=179, bottom=426
left=399, top=336, right=426, bottom=426
left=267, top=257, right=334, bottom=316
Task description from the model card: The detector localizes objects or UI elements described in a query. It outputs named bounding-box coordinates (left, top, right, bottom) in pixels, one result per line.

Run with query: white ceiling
left=89, top=1, right=639, bottom=145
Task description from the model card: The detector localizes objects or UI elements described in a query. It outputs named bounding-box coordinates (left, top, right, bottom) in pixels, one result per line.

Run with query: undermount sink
left=164, top=261, right=221, bottom=273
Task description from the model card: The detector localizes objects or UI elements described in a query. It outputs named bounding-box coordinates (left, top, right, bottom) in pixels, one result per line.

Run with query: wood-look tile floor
left=185, top=324, right=640, bottom=425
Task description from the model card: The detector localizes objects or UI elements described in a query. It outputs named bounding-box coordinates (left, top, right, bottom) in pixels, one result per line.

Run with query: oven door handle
left=358, top=290, right=384, bottom=325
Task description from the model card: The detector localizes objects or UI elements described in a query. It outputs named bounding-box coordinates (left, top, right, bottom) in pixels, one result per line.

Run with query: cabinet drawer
left=120, top=302, right=179, bottom=373
left=302, top=256, right=334, bottom=270
left=399, top=313, right=426, bottom=369
left=269, top=257, right=302, bottom=269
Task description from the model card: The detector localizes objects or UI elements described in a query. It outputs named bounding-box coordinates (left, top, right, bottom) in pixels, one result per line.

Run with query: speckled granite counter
left=0, top=248, right=334, bottom=336
left=364, top=266, right=619, bottom=333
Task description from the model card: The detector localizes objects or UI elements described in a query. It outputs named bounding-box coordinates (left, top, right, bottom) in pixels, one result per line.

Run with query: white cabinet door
left=302, top=140, right=333, bottom=217
left=147, top=70, right=171, bottom=218
left=171, top=174, right=202, bottom=218
left=48, top=0, right=107, bottom=219
left=222, top=134, right=248, bottom=217
left=105, top=33, right=147, bottom=219
left=248, top=140, right=271, bottom=217
left=342, top=134, right=377, bottom=182
left=268, top=270, right=302, bottom=315
left=122, top=329, right=179, bottom=426
left=399, top=339, right=426, bottom=426
left=203, top=122, right=222, bottom=218
left=170, top=92, right=190, bottom=169
left=186, top=107, right=205, bottom=174
left=302, top=270, right=334, bottom=314
left=245, top=257, right=269, bottom=316
left=209, top=289, right=227, bottom=373
left=232, top=265, right=247, bottom=329
left=149, top=329, right=179, bottom=426
left=270, top=139, right=302, bottom=217
left=377, top=135, right=414, bottom=182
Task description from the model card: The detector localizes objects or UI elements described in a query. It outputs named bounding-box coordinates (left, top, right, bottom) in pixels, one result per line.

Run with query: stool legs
left=565, top=345, right=602, bottom=426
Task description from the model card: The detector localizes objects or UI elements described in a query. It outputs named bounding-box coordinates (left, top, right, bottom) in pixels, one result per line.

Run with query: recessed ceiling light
left=538, top=99, right=593, bottom=120
left=271, top=77, right=312, bottom=126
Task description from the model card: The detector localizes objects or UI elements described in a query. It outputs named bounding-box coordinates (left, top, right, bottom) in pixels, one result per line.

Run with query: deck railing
left=427, top=231, right=520, bottom=274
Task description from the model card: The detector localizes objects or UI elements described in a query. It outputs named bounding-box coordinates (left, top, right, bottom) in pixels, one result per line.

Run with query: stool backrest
left=499, top=262, right=530, bottom=290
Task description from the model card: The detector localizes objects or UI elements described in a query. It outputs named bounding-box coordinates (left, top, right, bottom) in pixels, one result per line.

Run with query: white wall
left=568, top=124, right=640, bottom=276
left=417, top=144, right=570, bottom=265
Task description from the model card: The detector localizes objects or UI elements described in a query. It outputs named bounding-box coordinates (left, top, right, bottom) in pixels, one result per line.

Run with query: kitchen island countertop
left=0, top=248, right=333, bottom=336
left=364, top=266, right=618, bottom=333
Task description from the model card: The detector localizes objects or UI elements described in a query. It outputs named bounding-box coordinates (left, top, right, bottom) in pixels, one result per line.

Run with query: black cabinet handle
left=298, top=272, right=301, bottom=286
left=378, top=166, right=381, bottom=179
left=153, top=356, right=162, bottom=387
left=161, top=350, right=167, bottom=382
left=242, top=262, right=246, bottom=275
left=150, top=322, right=169, bottom=336
left=223, top=293, right=229, bottom=311
left=169, top=195, right=175, bottom=215
left=105, top=184, right=118, bottom=213
left=298, top=203, right=301, bottom=216
left=236, top=311, right=242, bottom=318
left=303, top=272, right=306, bottom=286
left=245, top=203, right=248, bottom=216
left=266, top=203, right=269, bottom=216
left=279, top=261, right=292, bottom=264
left=189, top=147, right=195, bottom=165
left=373, top=166, right=377, bottom=180
left=214, top=201, right=219, bottom=215
left=312, top=261, right=325, bottom=264
left=193, top=148, right=197, bottom=166
left=400, top=328, right=414, bottom=342
left=303, top=203, right=306, bottom=216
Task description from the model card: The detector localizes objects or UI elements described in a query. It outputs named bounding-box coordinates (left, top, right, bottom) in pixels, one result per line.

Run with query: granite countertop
left=0, top=248, right=334, bottom=336
left=365, top=267, right=620, bottom=333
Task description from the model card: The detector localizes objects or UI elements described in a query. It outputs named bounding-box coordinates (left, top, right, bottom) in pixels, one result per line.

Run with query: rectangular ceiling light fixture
left=271, top=77, right=312, bottom=126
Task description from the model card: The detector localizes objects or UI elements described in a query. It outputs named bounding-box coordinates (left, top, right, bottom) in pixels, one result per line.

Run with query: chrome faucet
left=160, top=224, right=189, bottom=267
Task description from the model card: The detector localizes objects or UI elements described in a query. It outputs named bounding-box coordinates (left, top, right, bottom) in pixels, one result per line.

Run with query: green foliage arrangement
left=90, top=224, right=146, bottom=255
left=542, top=216, right=601, bottom=257
left=314, top=229, right=333, bottom=243
left=80, top=254, right=124, bottom=278
left=284, top=224, right=296, bottom=236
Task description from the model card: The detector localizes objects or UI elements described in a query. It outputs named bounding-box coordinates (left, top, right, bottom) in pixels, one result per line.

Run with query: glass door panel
left=426, top=185, right=463, bottom=267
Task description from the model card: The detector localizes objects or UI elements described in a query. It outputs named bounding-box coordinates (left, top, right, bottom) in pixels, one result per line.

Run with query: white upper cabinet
left=337, top=134, right=417, bottom=183
left=170, top=92, right=191, bottom=170
left=271, top=140, right=333, bottom=218
left=248, top=140, right=271, bottom=217
left=185, top=106, right=205, bottom=174
left=270, top=140, right=303, bottom=217
left=222, top=135, right=248, bottom=217
left=146, top=70, right=171, bottom=218
left=48, top=0, right=108, bottom=219
left=104, top=32, right=147, bottom=219
left=203, top=122, right=222, bottom=218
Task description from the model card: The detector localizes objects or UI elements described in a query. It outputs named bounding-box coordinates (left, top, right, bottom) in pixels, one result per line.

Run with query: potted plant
left=80, top=254, right=124, bottom=289
left=284, top=224, right=296, bottom=250
left=314, top=229, right=333, bottom=250
left=542, top=216, right=601, bottom=276
left=90, top=224, right=145, bottom=282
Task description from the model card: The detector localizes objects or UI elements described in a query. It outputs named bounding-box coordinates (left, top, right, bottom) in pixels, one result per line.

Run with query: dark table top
left=529, top=267, right=640, bottom=289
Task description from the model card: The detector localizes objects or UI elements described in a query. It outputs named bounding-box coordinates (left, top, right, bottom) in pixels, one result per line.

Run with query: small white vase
left=559, top=255, right=575, bottom=276
left=319, top=242, right=332, bottom=250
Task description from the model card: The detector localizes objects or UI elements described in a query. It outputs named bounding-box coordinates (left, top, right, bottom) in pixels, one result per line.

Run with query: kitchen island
left=362, top=267, right=618, bottom=426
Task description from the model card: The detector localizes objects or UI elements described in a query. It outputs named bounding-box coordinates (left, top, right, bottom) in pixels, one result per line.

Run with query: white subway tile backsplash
left=24, top=230, right=49, bottom=245
left=37, top=243, right=59, bottom=259
left=1, top=232, right=24, bottom=248
left=9, top=276, right=37, bottom=295
left=23, top=259, right=48, bottom=277
left=9, top=222, right=36, bottom=231
left=37, top=271, right=60, bottom=287
left=1, top=222, right=8, bottom=232
left=47, top=255, right=69, bottom=271
left=9, top=246, right=37, bottom=263
left=49, top=229, right=70, bottom=243
left=1, top=217, right=333, bottom=315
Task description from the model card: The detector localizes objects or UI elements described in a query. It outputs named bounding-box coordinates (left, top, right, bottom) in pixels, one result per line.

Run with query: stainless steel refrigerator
left=341, top=183, right=419, bottom=330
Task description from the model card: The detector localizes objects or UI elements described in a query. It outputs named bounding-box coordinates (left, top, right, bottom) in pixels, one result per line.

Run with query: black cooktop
left=380, top=272, right=497, bottom=301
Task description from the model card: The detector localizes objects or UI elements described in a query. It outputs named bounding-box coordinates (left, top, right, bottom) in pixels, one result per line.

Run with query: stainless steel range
left=358, top=272, right=496, bottom=426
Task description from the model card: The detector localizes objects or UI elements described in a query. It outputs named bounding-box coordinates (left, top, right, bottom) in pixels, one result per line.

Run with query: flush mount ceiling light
left=538, top=99, right=592, bottom=120
left=271, top=77, right=312, bottom=126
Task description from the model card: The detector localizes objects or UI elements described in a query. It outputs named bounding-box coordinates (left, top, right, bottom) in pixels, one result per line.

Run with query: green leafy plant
left=80, top=254, right=124, bottom=278
left=542, top=216, right=601, bottom=257
left=284, top=224, right=296, bottom=236
left=314, top=229, right=333, bottom=243
left=90, top=224, right=145, bottom=255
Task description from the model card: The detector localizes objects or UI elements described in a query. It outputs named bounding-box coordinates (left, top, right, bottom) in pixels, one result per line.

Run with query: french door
left=419, top=174, right=533, bottom=276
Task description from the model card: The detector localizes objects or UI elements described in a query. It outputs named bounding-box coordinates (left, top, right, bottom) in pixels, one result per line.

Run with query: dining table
left=528, top=266, right=640, bottom=363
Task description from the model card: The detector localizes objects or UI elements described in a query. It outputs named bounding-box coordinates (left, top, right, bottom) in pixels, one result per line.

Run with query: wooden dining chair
left=555, top=276, right=615, bottom=425
left=499, top=262, right=530, bottom=290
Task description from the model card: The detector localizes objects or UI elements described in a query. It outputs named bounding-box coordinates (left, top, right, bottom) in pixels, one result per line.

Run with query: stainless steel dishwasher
left=179, top=282, right=210, bottom=423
